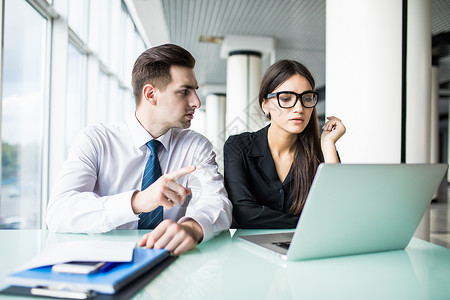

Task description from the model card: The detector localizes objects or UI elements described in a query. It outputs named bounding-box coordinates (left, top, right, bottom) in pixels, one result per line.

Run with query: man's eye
left=180, top=90, right=189, bottom=95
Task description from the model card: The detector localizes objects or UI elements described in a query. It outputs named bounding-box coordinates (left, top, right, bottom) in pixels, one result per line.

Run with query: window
left=68, top=0, right=88, bottom=42
left=97, top=0, right=111, bottom=65
left=65, top=43, right=87, bottom=154
left=96, top=70, right=110, bottom=124
left=0, top=0, right=146, bottom=229
left=1, top=0, right=48, bottom=229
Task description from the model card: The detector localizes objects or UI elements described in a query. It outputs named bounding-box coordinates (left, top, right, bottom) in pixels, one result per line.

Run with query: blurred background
left=0, top=0, right=449, bottom=249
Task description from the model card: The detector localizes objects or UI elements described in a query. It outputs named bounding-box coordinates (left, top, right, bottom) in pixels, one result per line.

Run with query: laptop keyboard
left=272, top=241, right=291, bottom=250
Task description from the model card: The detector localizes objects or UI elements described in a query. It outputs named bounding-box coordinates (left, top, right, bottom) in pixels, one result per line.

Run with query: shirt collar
left=126, top=114, right=172, bottom=153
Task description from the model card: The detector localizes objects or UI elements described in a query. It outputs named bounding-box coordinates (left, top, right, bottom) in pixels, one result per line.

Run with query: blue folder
left=5, top=248, right=170, bottom=295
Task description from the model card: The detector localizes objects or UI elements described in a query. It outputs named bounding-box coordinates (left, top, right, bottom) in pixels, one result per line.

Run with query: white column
left=327, top=0, right=433, bottom=241
left=430, top=66, right=439, bottom=165
left=406, top=0, right=431, bottom=165
left=430, top=66, right=440, bottom=200
left=205, top=93, right=226, bottom=172
left=448, top=86, right=450, bottom=182
left=189, top=108, right=206, bottom=137
left=326, top=0, right=403, bottom=163
left=406, top=0, right=432, bottom=241
left=220, top=35, right=275, bottom=138
left=225, top=52, right=262, bottom=136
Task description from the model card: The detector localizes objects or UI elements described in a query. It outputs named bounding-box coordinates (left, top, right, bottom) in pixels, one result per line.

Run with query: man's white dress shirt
left=46, top=115, right=232, bottom=242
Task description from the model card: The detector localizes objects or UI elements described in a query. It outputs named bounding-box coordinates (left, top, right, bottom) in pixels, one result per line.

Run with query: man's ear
left=142, top=84, right=157, bottom=105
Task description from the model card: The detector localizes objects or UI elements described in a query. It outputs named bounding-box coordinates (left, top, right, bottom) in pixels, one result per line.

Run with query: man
left=46, top=44, right=232, bottom=255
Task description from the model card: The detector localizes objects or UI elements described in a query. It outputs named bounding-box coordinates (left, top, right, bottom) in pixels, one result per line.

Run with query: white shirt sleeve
left=178, top=138, right=232, bottom=242
left=46, top=129, right=138, bottom=233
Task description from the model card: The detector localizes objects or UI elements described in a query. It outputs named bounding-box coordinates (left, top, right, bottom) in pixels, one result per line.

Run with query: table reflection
left=1, top=229, right=449, bottom=300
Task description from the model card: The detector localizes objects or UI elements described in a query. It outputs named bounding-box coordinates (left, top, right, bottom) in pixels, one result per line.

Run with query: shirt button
left=279, top=189, right=284, bottom=194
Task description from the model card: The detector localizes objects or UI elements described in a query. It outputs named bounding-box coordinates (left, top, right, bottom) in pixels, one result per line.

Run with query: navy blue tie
left=138, top=139, right=163, bottom=229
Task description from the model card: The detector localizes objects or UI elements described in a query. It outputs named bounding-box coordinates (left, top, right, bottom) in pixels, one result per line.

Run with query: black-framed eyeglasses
left=267, top=90, right=319, bottom=108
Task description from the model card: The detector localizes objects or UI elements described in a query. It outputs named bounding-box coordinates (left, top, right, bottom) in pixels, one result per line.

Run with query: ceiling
left=132, top=0, right=450, bottom=117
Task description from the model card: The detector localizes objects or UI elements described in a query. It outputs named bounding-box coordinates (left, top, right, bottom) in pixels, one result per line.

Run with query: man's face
left=154, top=65, right=201, bottom=130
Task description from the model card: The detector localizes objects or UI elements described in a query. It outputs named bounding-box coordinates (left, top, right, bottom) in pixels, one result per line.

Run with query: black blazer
left=224, top=125, right=299, bottom=229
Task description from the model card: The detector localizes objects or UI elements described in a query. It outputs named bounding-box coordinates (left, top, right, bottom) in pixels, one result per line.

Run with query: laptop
left=239, top=163, right=448, bottom=261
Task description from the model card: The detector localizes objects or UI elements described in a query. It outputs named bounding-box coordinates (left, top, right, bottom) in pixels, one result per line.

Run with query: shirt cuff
left=178, top=213, right=214, bottom=243
left=104, top=190, right=139, bottom=228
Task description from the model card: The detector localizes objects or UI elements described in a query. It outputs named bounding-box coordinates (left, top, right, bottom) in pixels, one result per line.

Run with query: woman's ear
left=261, top=100, right=267, bottom=114
left=261, top=100, right=271, bottom=119
left=142, top=84, right=157, bottom=105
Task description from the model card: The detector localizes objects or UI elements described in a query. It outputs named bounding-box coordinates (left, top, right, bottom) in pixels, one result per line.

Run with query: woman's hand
left=321, top=116, right=346, bottom=163
left=321, top=116, right=346, bottom=144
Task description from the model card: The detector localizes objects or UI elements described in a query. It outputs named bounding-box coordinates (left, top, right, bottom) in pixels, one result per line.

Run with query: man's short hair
left=131, top=44, right=196, bottom=105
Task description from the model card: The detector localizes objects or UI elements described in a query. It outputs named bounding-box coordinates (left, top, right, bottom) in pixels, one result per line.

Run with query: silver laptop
left=239, top=163, right=447, bottom=261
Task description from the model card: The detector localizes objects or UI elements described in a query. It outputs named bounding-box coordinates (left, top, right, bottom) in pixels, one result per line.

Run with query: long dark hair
left=259, top=60, right=324, bottom=215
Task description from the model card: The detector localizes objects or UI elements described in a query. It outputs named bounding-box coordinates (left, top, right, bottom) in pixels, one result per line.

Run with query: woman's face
left=262, top=74, right=315, bottom=136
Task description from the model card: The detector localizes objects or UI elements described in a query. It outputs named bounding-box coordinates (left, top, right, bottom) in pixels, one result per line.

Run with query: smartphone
left=51, top=261, right=107, bottom=275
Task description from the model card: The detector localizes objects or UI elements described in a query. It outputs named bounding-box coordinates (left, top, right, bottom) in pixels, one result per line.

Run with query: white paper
left=21, top=240, right=136, bottom=270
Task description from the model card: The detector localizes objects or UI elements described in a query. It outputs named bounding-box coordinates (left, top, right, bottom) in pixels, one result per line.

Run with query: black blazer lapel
left=248, top=125, right=280, bottom=185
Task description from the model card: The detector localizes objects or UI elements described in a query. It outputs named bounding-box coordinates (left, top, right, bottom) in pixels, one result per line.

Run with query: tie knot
left=146, top=139, right=163, bottom=155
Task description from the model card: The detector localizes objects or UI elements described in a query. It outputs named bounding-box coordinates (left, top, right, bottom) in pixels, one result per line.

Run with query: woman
left=224, top=60, right=345, bottom=228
